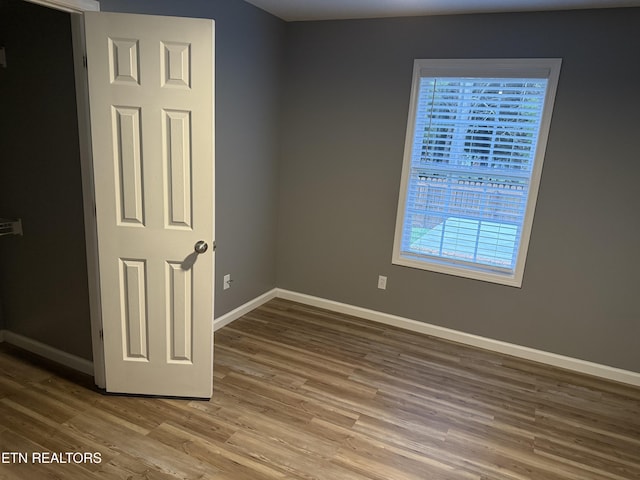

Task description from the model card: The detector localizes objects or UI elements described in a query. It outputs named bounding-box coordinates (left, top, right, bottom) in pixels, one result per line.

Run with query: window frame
left=392, top=58, right=562, bottom=287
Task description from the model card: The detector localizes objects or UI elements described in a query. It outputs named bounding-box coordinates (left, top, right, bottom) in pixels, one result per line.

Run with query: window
left=393, top=59, right=561, bottom=287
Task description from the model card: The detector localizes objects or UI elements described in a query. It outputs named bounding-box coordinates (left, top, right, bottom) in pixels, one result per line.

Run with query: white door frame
left=24, top=0, right=98, bottom=13
left=24, top=0, right=106, bottom=388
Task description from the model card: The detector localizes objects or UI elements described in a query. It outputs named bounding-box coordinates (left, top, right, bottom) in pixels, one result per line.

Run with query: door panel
left=85, top=12, right=214, bottom=397
left=112, top=106, right=144, bottom=225
left=163, top=109, right=192, bottom=228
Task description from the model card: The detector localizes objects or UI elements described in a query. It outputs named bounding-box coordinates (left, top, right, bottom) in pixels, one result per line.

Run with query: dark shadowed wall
left=0, top=0, right=92, bottom=359
left=277, top=8, right=640, bottom=372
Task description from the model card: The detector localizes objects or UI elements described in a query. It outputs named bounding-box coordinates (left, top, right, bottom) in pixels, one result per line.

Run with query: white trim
left=4, top=288, right=639, bottom=388
left=214, top=289, right=278, bottom=332
left=24, top=0, right=98, bottom=13
left=70, top=13, right=105, bottom=389
left=1, top=331, right=94, bottom=376
left=275, top=289, right=640, bottom=388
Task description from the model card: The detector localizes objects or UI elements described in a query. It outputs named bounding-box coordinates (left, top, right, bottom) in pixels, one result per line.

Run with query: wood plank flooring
left=1, top=298, right=639, bottom=479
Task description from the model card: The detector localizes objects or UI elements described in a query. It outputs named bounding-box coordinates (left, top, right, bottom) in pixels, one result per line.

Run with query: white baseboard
left=214, top=288, right=278, bottom=332
left=4, top=287, right=636, bottom=388
left=0, top=288, right=279, bottom=377
left=0, top=330, right=94, bottom=376
left=275, top=289, right=640, bottom=388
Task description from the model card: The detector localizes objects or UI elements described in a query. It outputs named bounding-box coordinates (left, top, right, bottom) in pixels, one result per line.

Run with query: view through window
left=393, top=59, right=561, bottom=286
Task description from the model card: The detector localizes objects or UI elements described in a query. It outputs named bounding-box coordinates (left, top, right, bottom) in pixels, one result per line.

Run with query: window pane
left=401, top=75, right=548, bottom=273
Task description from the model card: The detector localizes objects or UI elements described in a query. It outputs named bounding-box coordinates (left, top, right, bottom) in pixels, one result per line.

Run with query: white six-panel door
left=84, top=12, right=214, bottom=397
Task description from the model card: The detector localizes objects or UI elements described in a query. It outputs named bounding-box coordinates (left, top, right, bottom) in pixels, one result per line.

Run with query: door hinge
left=99, top=329, right=103, bottom=341
left=83, top=55, right=87, bottom=69
left=213, top=241, right=216, bottom=251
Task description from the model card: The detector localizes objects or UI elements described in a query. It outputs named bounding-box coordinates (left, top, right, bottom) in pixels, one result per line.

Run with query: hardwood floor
left=1, top=298, right=639, bottom=479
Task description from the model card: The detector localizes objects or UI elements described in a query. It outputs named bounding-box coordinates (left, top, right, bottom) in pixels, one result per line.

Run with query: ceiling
left=243, top=0, right=640, bottom=21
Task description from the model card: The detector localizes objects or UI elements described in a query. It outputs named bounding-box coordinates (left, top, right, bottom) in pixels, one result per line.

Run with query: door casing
left=24, top=0, right=106, bottom=388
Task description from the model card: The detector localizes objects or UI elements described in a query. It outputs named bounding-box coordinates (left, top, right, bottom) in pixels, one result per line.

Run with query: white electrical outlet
left=377, top=275, right=387, bottom=290
left=223, top=274, right=231, bottom=290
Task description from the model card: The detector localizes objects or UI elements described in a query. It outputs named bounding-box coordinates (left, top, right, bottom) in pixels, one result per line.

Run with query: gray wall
left=100, top=0, right=285, bottom=317
left=277, top=8, right=640, bottom=372
left=0, top=0, right=92, bottom=359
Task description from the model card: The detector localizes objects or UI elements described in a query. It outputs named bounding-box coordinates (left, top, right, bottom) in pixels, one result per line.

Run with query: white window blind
left=393, top=59, right=561, bottom=286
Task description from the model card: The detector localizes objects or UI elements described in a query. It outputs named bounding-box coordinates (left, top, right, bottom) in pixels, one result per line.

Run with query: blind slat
left=401, top=75, right=548, bottom=271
